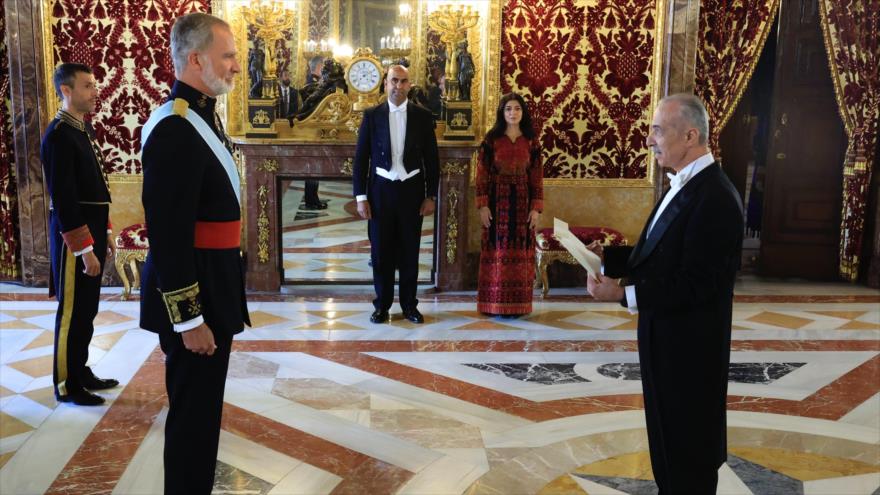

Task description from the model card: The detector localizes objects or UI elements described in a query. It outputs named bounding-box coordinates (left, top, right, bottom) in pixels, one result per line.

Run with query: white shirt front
left=624, top=152, right=715, bottom=313
left=356, top=99, right=420, bottom=202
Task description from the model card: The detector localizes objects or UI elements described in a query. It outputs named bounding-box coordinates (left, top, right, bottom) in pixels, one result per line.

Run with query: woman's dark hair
left=485, top=92, right=535, bottom=142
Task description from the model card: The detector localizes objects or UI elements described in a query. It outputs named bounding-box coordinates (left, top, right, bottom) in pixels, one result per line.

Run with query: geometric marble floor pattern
left=0, top=281, right=878, bottom=494
left=280, top=180, right=434, bottom=283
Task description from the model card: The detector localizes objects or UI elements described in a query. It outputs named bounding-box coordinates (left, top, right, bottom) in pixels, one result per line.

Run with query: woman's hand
left=528, top=210, right=540, bottom=231
left=480, top=207, right=492, bottom=228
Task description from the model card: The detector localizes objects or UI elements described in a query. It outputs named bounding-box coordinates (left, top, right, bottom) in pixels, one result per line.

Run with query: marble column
left=5, top=0, right=52, bottom=286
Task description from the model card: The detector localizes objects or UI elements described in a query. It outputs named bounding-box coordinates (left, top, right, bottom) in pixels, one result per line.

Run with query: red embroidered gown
left=475, top=135, right=544, bottom=315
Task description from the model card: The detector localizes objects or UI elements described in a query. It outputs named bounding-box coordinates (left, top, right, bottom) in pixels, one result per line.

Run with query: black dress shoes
left=403, top=308, right=424, bottom=324
left=82, top=368, right=119, bottom=390
left=57, top=390, right=105, bottom=406
left=370, top=309, right=390, bottom=323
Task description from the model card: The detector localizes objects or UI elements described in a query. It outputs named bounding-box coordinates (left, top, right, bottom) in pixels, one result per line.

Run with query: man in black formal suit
left=41, top=63, right=120, bottom=407
left=587, top=93, right=743, bottom=494
left=140, top=12, right=250, bottom=494
left=277, top=69, right=299, bottom=119
left=353, top=65, right=439, bottom=324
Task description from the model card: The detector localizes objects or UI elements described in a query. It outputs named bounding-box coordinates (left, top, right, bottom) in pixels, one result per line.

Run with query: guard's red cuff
left=107, top=219, right=113, bottom=230
left=530, top=199, right=544, bottom=212
left=61, top=225, right=95, bottom=252
left=476, top=196, right=488, bottom=209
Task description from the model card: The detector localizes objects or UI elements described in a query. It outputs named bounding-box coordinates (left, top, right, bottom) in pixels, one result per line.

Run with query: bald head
left=385, top=65, right=411, bottom=106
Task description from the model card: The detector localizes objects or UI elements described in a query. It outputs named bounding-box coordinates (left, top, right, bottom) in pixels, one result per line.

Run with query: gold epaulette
left=172, top=98, right=189, bottom=117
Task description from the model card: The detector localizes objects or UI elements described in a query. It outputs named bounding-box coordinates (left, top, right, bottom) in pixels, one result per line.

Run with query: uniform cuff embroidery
left=61, top=225, right=95, bottom=252
left=161, top=282, right=203, bottom=324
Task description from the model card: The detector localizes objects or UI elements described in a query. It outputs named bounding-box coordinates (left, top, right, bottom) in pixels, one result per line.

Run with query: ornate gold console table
left=237, top=140, right=477, bottom=292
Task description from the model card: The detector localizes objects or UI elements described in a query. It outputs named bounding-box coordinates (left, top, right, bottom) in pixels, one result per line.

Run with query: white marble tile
left=803, top=472, right=880, bottom=495
left=1, top=365, right=38, bottom=393
left=397, top=453, right=488, bottom=495
left=1, top=395, right=53, bottom=428
left=482, top=411, right=646, bottom=448
left=728, top=411, right=880, bottom=444
left=267, top=461, right=342, bottom=495
left=0, top=431, right=33, bottom=455
left=356, top=377, right=531, bottom=433
left=0, top=401, right=111, bottom=495
left=0, top=330, right=42, bottom=364
left=717, top=462, right=753, bottom=494
left=324, top=409, right=371, bottom=426
left=112, top=408, right=166, bottom=495
left=217, top=430, right=300, bottom=484
left=226, top=385, right=442, bottom=473
left=571, top=475, right=629, bottom=494
left=839, top=393, right=880, bottom=430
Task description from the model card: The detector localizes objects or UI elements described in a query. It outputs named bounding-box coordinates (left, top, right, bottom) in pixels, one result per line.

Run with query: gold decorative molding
left=108, top=174, right=145, bottom=184
left=441, top=160, right=467, bottom=177
left=257, top=184, right=270, bottom=263
left=341, top=158, right=354, bottom=176
left=484, top=0, right=501, bottom=138
left=258, top=158, right=279, bottom=172
left=445, top=187, right=459, bottom=264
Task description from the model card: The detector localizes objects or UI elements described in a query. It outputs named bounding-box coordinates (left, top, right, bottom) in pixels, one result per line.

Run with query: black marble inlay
left=463, top=363, right=590, bottom=384
left=597, top=363, right=806, bottom=384
left=572, top=473, right=658, bottom=495
left=213, top=460, right=274, bottom=494
left=728, top=362, right=806, bottom=384
left=727, top=454, right=804, bottom=494
left=597, top=363, right=642, bottom=380
left=294, top=211, right=327, bottom=221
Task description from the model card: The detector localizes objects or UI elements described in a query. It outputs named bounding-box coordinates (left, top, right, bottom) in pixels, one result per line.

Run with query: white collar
left=667, top=152, right=714, bottom=189
left=389, top=98, right=408, bottom=113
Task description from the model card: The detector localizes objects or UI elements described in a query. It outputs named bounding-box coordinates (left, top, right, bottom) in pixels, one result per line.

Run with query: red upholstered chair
left=535, top=226, right=627, bottom=296
left=114, top=223, right=149, bottom=300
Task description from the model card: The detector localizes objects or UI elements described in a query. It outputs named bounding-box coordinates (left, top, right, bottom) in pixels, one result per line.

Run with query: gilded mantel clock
left=345, top=48, right=384, bottom=111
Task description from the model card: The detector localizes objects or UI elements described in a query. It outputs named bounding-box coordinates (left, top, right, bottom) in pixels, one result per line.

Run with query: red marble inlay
left=47, top=347, right=165, bottom=494
left=222, top=404, right=414, bottom=494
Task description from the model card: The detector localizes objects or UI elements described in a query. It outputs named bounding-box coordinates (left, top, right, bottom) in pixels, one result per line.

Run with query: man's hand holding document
left=553, top=218, right=603, bottom=280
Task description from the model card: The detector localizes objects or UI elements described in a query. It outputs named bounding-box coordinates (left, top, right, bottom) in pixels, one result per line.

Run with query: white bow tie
left=667, top=172, right=684, bottom=189
left=390, top=105, right=406, bottom=113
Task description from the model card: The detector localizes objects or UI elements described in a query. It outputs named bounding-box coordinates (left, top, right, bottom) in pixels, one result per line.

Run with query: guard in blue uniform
left=41, top=63, right=119, bottom=406
left=140, top=13, right=249, bottom=494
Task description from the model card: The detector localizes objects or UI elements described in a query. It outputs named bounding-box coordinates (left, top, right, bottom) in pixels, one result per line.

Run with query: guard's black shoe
left=57, top=390, right=105, bottom=406
left=402, top=308, right=424, bottom=324
left=82, top=375, right=119, bottom=390
left=370, top=309, right=390, bottom=323
left=302, top=203, right=327, bottom=210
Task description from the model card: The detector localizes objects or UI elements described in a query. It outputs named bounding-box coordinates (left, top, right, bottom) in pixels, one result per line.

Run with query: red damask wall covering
left=501, top=0, right=656, bottom=179
left=50, top=0, right=211, bottom=174
left=1, top=0, right=21, bottom=278
left=46, top=0, right=655, bottom=181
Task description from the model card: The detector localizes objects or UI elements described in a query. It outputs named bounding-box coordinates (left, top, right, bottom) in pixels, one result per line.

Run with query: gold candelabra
left=240, top=0, right=296, bottom=79
left=428, top=4, right=479, bottom=101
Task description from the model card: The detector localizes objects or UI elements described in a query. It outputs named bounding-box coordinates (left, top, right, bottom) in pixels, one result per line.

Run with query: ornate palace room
left=1, top=0, right=879, bottom=494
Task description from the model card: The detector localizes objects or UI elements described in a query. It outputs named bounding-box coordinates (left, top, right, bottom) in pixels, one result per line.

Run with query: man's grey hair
left=170, top=13, right=230, bottom=77
left=661, top=93, right=710, bottom=145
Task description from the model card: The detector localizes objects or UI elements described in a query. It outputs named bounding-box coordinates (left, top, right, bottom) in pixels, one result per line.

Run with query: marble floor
left=0, top=278, right=878, bottom=494
left=280, top=180, right=434, bottom=283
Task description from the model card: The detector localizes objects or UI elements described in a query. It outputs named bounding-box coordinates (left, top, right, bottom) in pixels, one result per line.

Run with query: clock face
left=348, top=60, right=381, bottom=93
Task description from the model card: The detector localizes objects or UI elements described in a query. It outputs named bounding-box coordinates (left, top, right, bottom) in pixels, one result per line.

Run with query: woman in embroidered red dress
left=476, top=93, right=543, bottom=316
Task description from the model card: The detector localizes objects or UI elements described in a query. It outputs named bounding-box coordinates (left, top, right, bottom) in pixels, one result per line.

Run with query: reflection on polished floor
left=0, top=278, right=878, bottom=494
left=280, top=181, right=434, bottom=283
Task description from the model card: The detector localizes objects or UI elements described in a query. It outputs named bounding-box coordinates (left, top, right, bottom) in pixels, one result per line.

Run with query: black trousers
left=304, top=179, right=321, bottom=205
left=50, top=208, right=107, bottom=398
left=368, top=175, right=425, bottom=311
left=159, top=328, right=233, bottom=495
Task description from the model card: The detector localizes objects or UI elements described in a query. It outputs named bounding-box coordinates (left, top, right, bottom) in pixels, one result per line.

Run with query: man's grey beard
left=200, top=57, right=234, bottom=96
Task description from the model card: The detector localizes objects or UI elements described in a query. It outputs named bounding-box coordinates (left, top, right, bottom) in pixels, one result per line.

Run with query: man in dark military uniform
left=140, top=12, right=249, bottom=495
left=40, top=62, right=120, bottom=407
